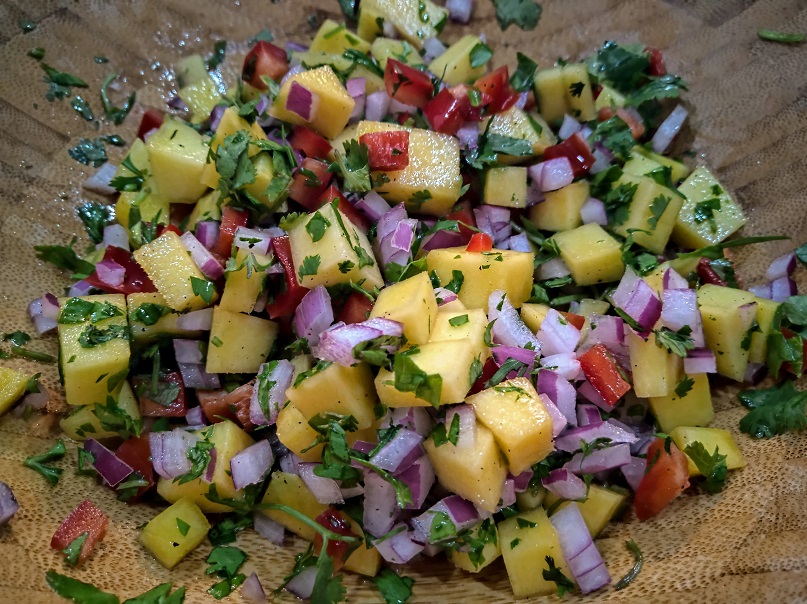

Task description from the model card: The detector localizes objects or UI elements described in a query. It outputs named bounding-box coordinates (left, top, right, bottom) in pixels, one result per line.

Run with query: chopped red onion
left=684, top=348, right=717, bottom=374
left=255, top=94, right=270, bottom=118
left=662, top=267, right=688, bottom=290
left=230, top=440, right=274, bottom=491
left=0, top=482, right=19, bottom=525
left=355, top=190, right=392, bottom=221
left=540, top=352, right=580, bottom=381
left=496, top=478, right=517, bottom=510
left=286, top=41, right=309, bottom=53
left=254, top=513, right=286, bottom=545
left=539, top=393, right=567, bottom=437
left=28, top=293, right=60, bottom=335
left=766, top=252, right=796, bottom=281
left=549, top=503, right=611, bottom=594
left=744, top=361, right=767, bottom=384
left=83, top=163, right=118, bottom=196
left=537, top=309, right=581, bottom=356
left=411, top=495, right=481, bottom=543
left=488, top=290, right=542, bottom=350
left=94, top=259, right=126, bottom=288
left=770, top=276, right=797, bottom=302
left=176, top=307, right=214, bottom=331
left=579, top=314, right=626, bottom=356
left=389, top=97, right=417, bottom=114
left=240, top=572, right=267, bottom=603
left=278, top=453, right=302, bottom=475
left=382, top=19, right=398, bottom=38
left=102, top=224, right=130, bottom=250
left=580, top=197, right=607, bottom=226
left=174, top=339, right=204, bottom=364
left=390, top=407, right=432, bottom=437
left=370, top=428, right=423, bottom=473
left=651, top=105, right=688, bottom=153
left=294, top=285, right=333, bottom=346
left=537, top=256, right=571, bottom=281
left=298, top=462, right=344, bottom=504
left=514, top=92, right=529, bottom=109
left=507, top=232, right=532, bottom=252
left=530, top=157, right=575, bottom=192
left=180, top=232, right=224, bottom=280
left=365, top=91, right=391, bottom=122
left=565, top=443, right=632, bottom=474
left=420, top=228, right=464, bottom=252
left=473, top=205, right=511, bottom=245
left=364, top=470, right=400, bottom=537
left=445, top=405, right=477, bottom=449
left=250, top=359, right=295, bottom=426
left=84, top=439, right=135, bottom=487
left=341, top=484, right=364, bottom=499
left=542, top=468, right=587, bottom=500
left=233, top=226, right=275, bottom=256
left=422, top=37, right=447, bottom=63
left=662, top=288, right=705, bottom=348
left=347, top=77, right=366, bottom=122
left=446, top=0, right=473, bottom=23
left=195, top=221, right=220, bottom=250
left=434, top=286, right=458, bottom=306
left=395, top=455, right=435, bottom=509
left=576, top=404, right=601, bottom=427
left=184, top=406, right=206, bottom=426
left=209, top=104, right=226, bottom=131
left=149, top=429, right=197, bottom=480
left=285, top=565, right=317, bottom=599
left=621, top=456, right=647, bottom=492
left=377, top=203, right=407, bottom=241
left=536, top=369, right=577, bottom=425
left=373, top=523, right=424, bottom=564
left=167, top=95, right=188, bottom=111
left=556, top=421, right=638, bottom=453
left=286, top=81, right=319, bottom=121
left=379, top=219, right=418, bottom=266
left=589, top=147, right=613, bottom=174
left=491, top=345, right=538, bottom=370
left=313, top=319, right=403, bottom=366
left=558, top=114, right=582, bottom=140
left=178, top=363, right=220, bottom=389
left=510, top=469, right=533, bottom=492
left=68, top=280, right=94, bottom=297
left=610, top=268, right=661, bottom=333
left=748, top=283, right=771, bottom=299
left=20, top=383, right=50, bottom=412
left=456, top=122, right=479, bottom=151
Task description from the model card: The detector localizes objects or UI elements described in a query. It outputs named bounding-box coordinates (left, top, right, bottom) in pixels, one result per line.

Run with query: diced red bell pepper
left=134, top=371, right=187, bottom=417
left=196, top=383, right=255, bottom=431
left=313, top=508, right=359, bottom=571
left=647, top=48, right=667, bottom=77
left=560, top=311, right=586, bottom=331
left=212, top=207, right=249, bottom=258
left=242, top=41, right=289, bottom=89
left=597, top=107, right=646, bottom=140
left=542, top=132, right=595, bottom=178
left=137, top=108, right=164, bottom=141
left=114, top=436, right=154, bottom=503
left=634, top=437, right=689, bottom=521
left=445, top=199, right=477, bottom=243
left=337, top=291, right=374, bottom=324
left=156, top=224, right=182, bottom=238
left=578, top=344, right=631, bottom=407
left=474, top=66, right=519, bottom=115
left=385, top=59, right=434, bottom=108
left=696, top=257, right=728, bottom=287
left=359, top=130, right=410, bottom=171
left=423, top=88, right=465, bottom=135
left=51, top=499, right=108, bottom=566
left=84, top=245, right=157, bottom=295
left=469, top=358, right=499, bottom=395
left=288, top=158, right=333, bottom=209
left=289, top=125, right=332, bottom=159
left=466, top=232, right=493, bottom=252
left=316, top=185, right=370, bottom=234
left=266, top=235, right=310, bottom=319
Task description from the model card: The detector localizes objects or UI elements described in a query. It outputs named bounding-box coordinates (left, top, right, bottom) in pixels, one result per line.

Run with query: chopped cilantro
left=757, top=30, right=806, bottom=44
left=492, top=0, right=542, bottom=31
left=430, top=412, right=461, bottom=447
left=674, top=376, right=695, bottom=398
left=654, top=325, right=694, bottom=357
left=77, top=201, right=111, bottom=244
left=298, top=255, right=322, bottom=280
left=392, top=348, right=442, bottom=407
left=130, top=303, right=171, bottom=326
left=205, top=545, right=247, bottom=600
left=28, top=47, right=46, bottom=60
left=590, top=115, right=635, bottom=161
left=70, top=96, right=94, bottom=121
left=61, top=532, right=88, bottom=566
left=738, top=379, right=807, bottom=438
left=100, top=73, right=136, bottom=125
left=510, top=52, right=537, bottom=91
left=693, top=198, right=721, bottom=233
left=45, top=571, right=118, bottom=604
left=190, top=276, right=215, bottom=304
left=684, top=442, right=728, bottom=493
left=469, top=42, right=494, bottom=68
left=448, top=314, right=469, bottom=327
left=306, top=211, right=331, bottom=242
left=614, top=540, right=644, bottom=590
left=23, top=439, right=66, bottom=486
left=542, top=555, right=575, bottom=597
left=41, top=62, right=88, bottom=101
left=68, top=137, right=108, bottom=167
left=443, top=270, right=464, bottom=294
left=206, top=40, right=227, bottom=71
left=647, top=195, right=670, bottom=230
left=568, top=81, right=584, bottom=97
left=175, top=430, right=215, bottom=485
left=372, top=568, right=414, bottom=604
left=78, top=324, right=129, bottom=348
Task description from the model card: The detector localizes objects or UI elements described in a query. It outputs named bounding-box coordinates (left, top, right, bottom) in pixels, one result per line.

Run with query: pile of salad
left=2, top=0, right=807, bottom=602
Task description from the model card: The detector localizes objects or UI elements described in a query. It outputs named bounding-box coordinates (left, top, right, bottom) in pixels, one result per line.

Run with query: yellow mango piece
left=0, top=366, right=30, bottom=416
left=529, top=180, right=590, bottom=232
left=270, top=66, right=355, bottom=139
left=542, top=485, right=626, bottom=537
left=429, top=35, right=487, bottom=86
left=519, top=302, right=550, bottom=333
left=562, top=63, right=596, bottom=121
left=357, top=120, right=462, bottom=216
left=145, top=120, right=209, bottom=203
left=498, top=507, right=570, bottom=597
left=370, top=271, right=437, bottom=345
left=594, top=84, right=626, bottom=111
left=288, top=203, right=383, bottom=290
left=356, top=3, right=386, bottom=42
left=219, top=249, right=271, bottom=314
left=359, top=0, right=447, bottom=49
left=260, top=471, right=328, bottom=541
left=58, top=294, right=130, bottom=406
left=139, top=497, right=211, bottom=569
left=670, top=426, right=747, bottom=476
left=425, top=247, right=534, bottom=310
left=370, top=38, right=422, bottom=69
left=697, top=284, right=757, bottom=381
left=113, top=139, right=169, bottom=231
left=60, top=381, right=141, bottom=440
left=276, top=403, right=325, bottom=462
left=288, top=362, right=378, bottom=429
left=467, top=378, right=554, bottom=475
left=635, top=147, right=690, bottom=182
left=186, top=190, right=223, bottom=232
left=178, top=75, right=221, bottom=123
left=649, top=372, right=714, bottom=433
left=127, top=292, right=203, bottom=344
left=429, top=308, right=487, bottom=348
left=448, top=519, right=501, bottom=573
left=551, top=223, right=625, bottom=286
left=484, top=167, right=528, bottom=208
left=425, top=419, right=506, bottom=512
left=748, top=297, right=780, bottom=364
left=206, top=307, right=278, bottom=374
left=486, top=107, right=556, bottom=162
left=310, top=20, right=371, bottom=55
left=133, top=231, right=216, bottom=312
left=533, top=67, right=567, bottom=123
left=627, top=324, right=682, bottom=398
left=243, top=152, right=284, bottom=212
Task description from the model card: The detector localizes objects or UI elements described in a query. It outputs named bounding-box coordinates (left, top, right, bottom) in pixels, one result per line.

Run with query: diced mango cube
left=205, top=307, right=278, bottom=374
left=0, top=366, right=30, bottom=416
left=60, top=381, right=141, bottom=440
left=484, top=167, right=528, bottom=208
left=145, top=120, right=209, bottom=203
left=359, top=0, right=447, bottom=48
left=219, top=249, right=271, bottom=314
left=310, top=19, right=372, bottom=55
left=669, top=426, right=747, bottom=476
left=529, top=180, right=590, bottom=232
left=139, top=497, right=211, bottom=569
left=260, top=471, right=328, bottom=541
left=627, top=325, right=682, bottom=398
left=649, top=372, right=714, bottom=433
left=370, top=271, right=437, bottom=345
left=542, top=485, right=626, bottom=537
left=551, top=223, right=625, bottom=286
left=448, top=520, right=501, bottom=573
left=127, top=292, right=203, bottom=344
left=610, top=172, right=683, bottom=254
left=697, top=284, right=757, bottom=381
left=429, top=35, right=487, bottom=86
left=486, top=107, right=556, bottom=161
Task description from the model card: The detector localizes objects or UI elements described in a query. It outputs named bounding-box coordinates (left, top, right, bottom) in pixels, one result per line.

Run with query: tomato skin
left=51, top=499, right=109, bottom=566
left=474, top=66, right=518, bottom=114
left=445, top=199, right=477, bottom=243
left=266, top=236, right=310, bottom=319
left=385, top=59, right=434, bottom=108
left=597, top=107, right=646, bottom=139
left=423, top=88, right=465, bottom=135
left=696, top=257, right=728, bottom=287
left=313, top=509, right=358, bottom=571
left=316, top=185, right=370, bottom=234
left=288, top=158, right=333, bottom=209
left=196, top=382, right=255, bottom=431
left=242, top=41, right=289, bottom=89
left=578, top=344, right=632, bottom=407
left=560, top=311, right=586, bottom=331
left=635, top=438, right=690, bottom=521
left=359, top=130, right=410, bottom=171
left=137, top=108, right=163, bottom=140
left=156, top=224, right=182, bottom=238
left=466, top=232, right=493, bottom=252
left=84, top=245, right=157, bottom=295
left=542, top=133, right=595, bottom=178
left=115, top=436, right=154, bottom=502
left=647, top=48, right=667, bottom=76
left=468, top=357, right=498, bottom=395
left=135, top=371, right=187, bottom=417
left=449, top=84, right=484, bottom=122
left=289, top=125, right=332, bottom=159
left=212, top=207, right=249, bottom=258
left=337, top=291, right=374, bottom=324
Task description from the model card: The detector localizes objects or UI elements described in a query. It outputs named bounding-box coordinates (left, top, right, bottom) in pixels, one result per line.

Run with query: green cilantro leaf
left=205, top=546, right=247, bottom=578
left=77, top=202, right=111, bottom=244
left=100, top=73, right=136, bottom=125
left=693, top=198, right=721, bottom=233
left=392, top=348, right=443, bottom=407
left=626, top=75, right=687, bottom=106
left=78, top=324, right=129, bottom=348
left=331, top=139, right=373, bottom=193
left=586, top=41, right=649, bottom=94
left=175, top=430, right=215, bottom=485
left=542, top=555, right=575, bottom=597
left=568, top=81, right=584, bottom=97
left=674, top=376, right=695, bottom=398
left=71, top=96, right=94, bottom=121
left=654, top=325, right=695, bottom=357
left=372, top=568, right=414, bottom=604
left=190, top=276, right=215, bottom=304
left=647, top=195, right=671, bottom=230
left=795, top=243, right=807, bottom=266
left=430, top=412, right=461, bottom=447
left=129, top=303, right=171, bottom=326
left=738, top=380, right=807, bottom=438
left=298, top=255, right=322, bottom=280
left=590, top=116, right=635, bottom=161
left=61, top=532, right=88, bottom=566
left=683, top=442, right=728, bottom=493
left=443, top=270, right=464, bottom=294
left=41, top=63, right=88, bottom=101
left=510, top=52, right=537, bottom=92
left=93, top=395, right=142, bottom=439
left=306, top=211, right=331, bottom=242
left=757, top=30, right=806, bottom=44
left=68, top=137, right=108, bottom=167
left=469, top=42, right=494, bottom=68
left=206, top=40, right=227, bottom=71
left=208, top=514, right=253, bottom=546
left=45, top=571, right=119, bottom=604
left=449, top=314, right=469, bottom=327
left=110, top=154, right=148, bottom=193
left=122, top=582, right=186, bottom=604
left=614, top=540, right=644, bottom=590
left=23, top=439, right=66, bottom=485
left=492, top=0, right=542, bottom=31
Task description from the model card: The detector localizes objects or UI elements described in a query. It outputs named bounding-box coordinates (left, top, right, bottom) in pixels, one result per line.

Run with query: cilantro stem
left=675, top=235, right=788, bottom=260
left=10, top=346, right=56, bottom=363
left=614, top=539, right=643, bottom=590
left=757, top=29, right=806, bottom=44
left=257, top=504, right=361, bottom=544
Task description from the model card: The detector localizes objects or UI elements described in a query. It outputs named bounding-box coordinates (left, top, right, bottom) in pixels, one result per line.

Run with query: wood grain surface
left=1, top=0, right=806, bottom=602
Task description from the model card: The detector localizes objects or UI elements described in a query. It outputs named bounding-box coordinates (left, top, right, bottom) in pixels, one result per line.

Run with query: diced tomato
left=578, top=344, right=632, bottom=407
left=288, top=158, right=333, bottom=209
left=543, top=133, right=595, bottom=178
left=337, top=291, right=374, bottom=324
left=779, top=327, right=807, bottom=376
left=114, top=436, right=154, bottom=503
left=474, top=66, right=518, bottom=114
left=196, top=382, right=255, bottom=431
left=449, top=84, right=484, bottom=122
left=242, top=41, right=289, bottom=90
left=134, top=371, right=187, bottom=417
left=445, top=199, right=477, bottom=243
left=635, top=437, right=690, bottom=521
left=597, top=107, right=646, bottom=140
left=137, top=108, right=164, bottom=141
left=469, top=358, right=498, bottom=395
left=647, top=48, right=667, bottom=76
left=156, top=224, right=182, bottom=238
left=423, top=88, right=465, bottom=135
left=466, top=232, right=493, bottom=253
left=395, top=112, right=413, bottom=125
left=84, top=245, right=157, bottom=295
left=289, top=125, right=332, bottom=159
left=316, top=185, right=370, bottom=234
left=51, top=499, right=108, bottom=566
left=313, top=509, right=358, bottom=571
left=266, top=236, right=310, bottom=319
left=212, top=207, right=249, bottom=258
left=385, top=59, right=434, bottom=108
left=359, top=130, right=410, bottom=171
left=696, top=257, right=728, bottom=287
left=560, top=311, right=586, bottom=331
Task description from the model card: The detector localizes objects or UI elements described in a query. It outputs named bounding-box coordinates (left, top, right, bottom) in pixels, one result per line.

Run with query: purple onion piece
left=373, top=524, right=424, bottom=564
left=230, top=440, right=274, bottom=491
left=542, top=468, right=587, bottom=500
left=294, top=285, right=333, bottom=346
left=176, top=308, right=214, bottom=331
left=488, top=290, right=541, bottom=350
left=250, top=359, right=295, bottom=426
left=555, top=422, right=639, bottom=453
left=178, top=363, right=220, bottom=389
left=298, top=462, right=343, bottom=504
left=240, top=572, right=267, bottom=603
left=102, top=224, right=130, bottom=250
left=651, top=105, right=688, bottom=153
left=254, top=513, right=285, bottom=545
left=364, top=470, right=400, bottom=537
left=549, top=503, right=611, bottom=594
left=0, top=482, right=19, bottom=524
left=395, top=455, right=435, bottom=510
left=84, top=439, right=135, bottom=487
